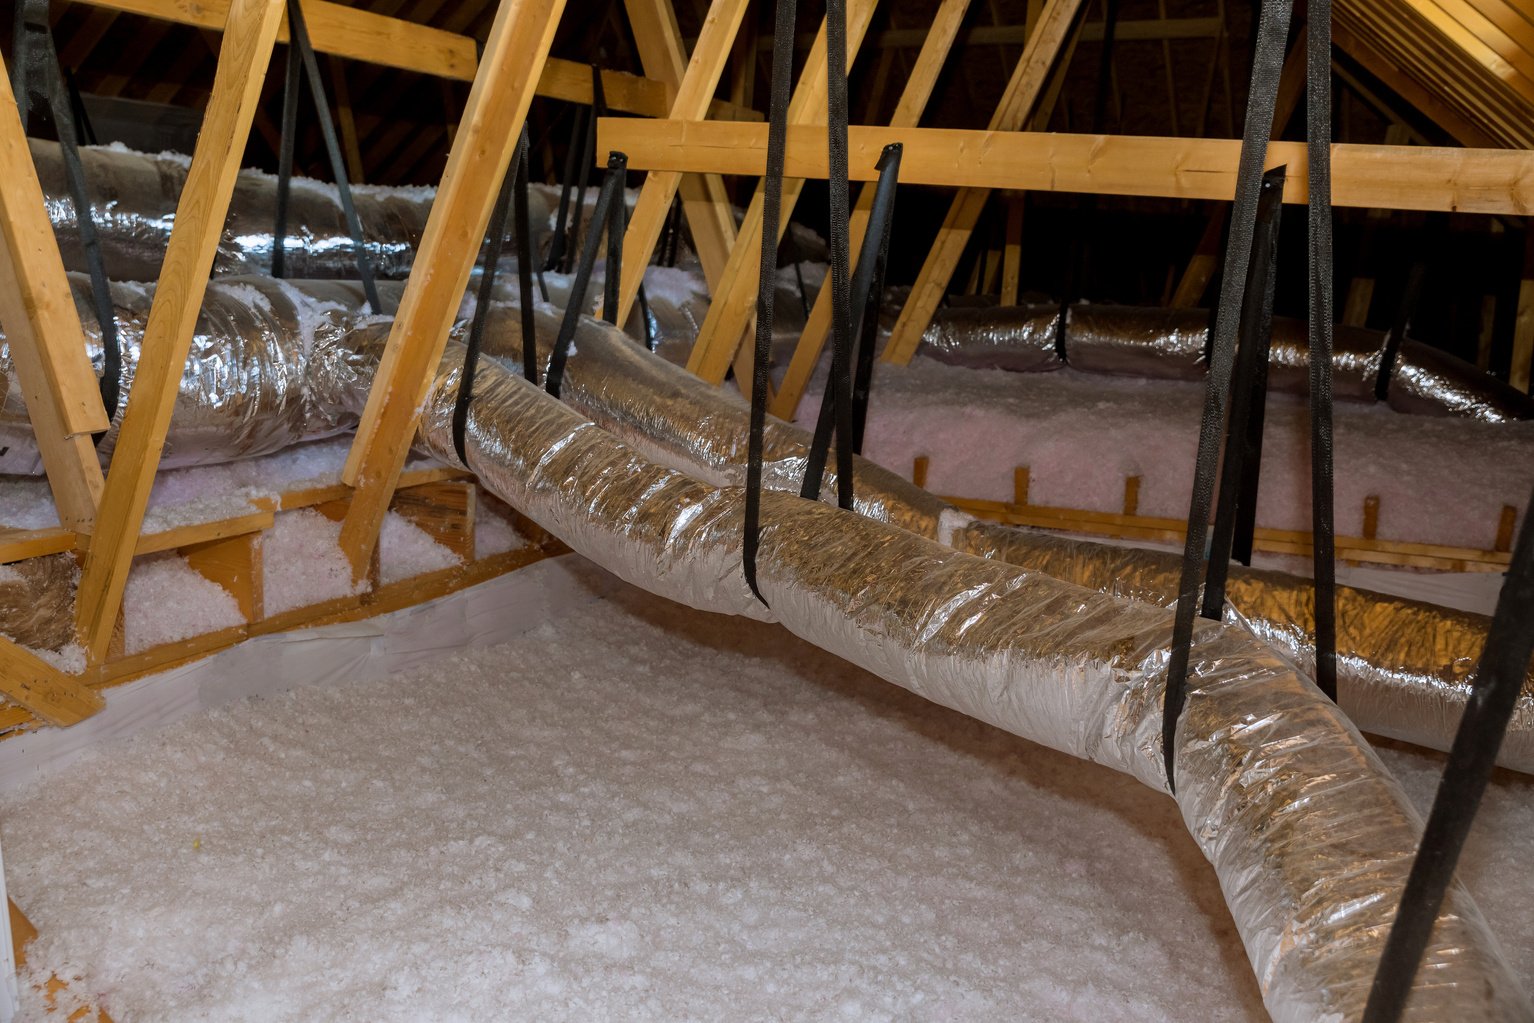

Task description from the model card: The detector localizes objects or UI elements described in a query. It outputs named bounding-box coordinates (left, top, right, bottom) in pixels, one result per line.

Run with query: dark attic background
left=5, top=0, right=1533, bottom=380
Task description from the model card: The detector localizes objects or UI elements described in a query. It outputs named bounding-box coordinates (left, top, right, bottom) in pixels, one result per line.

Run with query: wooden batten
left=338, top=0, right=566, bottom=580
left=73, top=0, right=287, bottom=665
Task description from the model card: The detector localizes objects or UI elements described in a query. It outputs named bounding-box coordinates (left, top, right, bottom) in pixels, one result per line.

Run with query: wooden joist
left=339, top=0, right=566, bottom=578
left=0, top=639, right=105, bottom=727
left=605, top=122, right=1534, bottom=217
left=0, top=60, right=107, bottom=532
left=73, top=0, right=287, bottom=663
left=769, top=0, right=974, bottom=420
left=70, top=0, right=758, bottom=121
left=610, top=0, right=751, bottom=324
left=681, top=0, right=885, bottom=388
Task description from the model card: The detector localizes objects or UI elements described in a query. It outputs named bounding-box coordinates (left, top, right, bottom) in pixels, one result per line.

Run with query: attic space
left=0, top=0, right=1532, bottom=1019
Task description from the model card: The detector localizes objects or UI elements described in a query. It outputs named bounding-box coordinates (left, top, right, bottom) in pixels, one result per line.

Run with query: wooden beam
left=0, top=60, right=108, bottom=532
left=73, top=0, right=286, bottom=663
left=69, top=0, right=756, bottom=121
left=612, top=0, right=750, bottom=321
left=0, top=638, right=105, bottom=727
left=338, top=0, right=566, bottom=578
left=878, top=0, right=1086, bottom=366
left=681, top=0, right=884, bottom=386
left=1000, top=193, right=1024, bottom=305
left=744, top=15, right=1221, bottom=51
left=605, top=121, right=1534, bottom=216
left=770, top=0, right=973, bottom=420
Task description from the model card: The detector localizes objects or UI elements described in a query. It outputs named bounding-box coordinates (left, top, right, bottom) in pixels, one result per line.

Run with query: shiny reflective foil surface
left=918, top=303, right=1534, bottom=421
left=407, top=345, right=1529, bottom=1022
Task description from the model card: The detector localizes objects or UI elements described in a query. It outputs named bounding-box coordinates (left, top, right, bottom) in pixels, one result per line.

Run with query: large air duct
left=4, top=282, right=1528, bottom=775
left=399, top=328, right=1528, bottom=1022
left=463, top=305, right=1534, bottom=774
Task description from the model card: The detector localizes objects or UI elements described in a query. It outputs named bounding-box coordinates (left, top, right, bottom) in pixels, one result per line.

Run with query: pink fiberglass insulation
left=797, top=359, right=1534, bottom=552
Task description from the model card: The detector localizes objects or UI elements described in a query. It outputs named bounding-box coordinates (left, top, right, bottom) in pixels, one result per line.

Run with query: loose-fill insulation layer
left=397, top=329, right=1528, bottom=1022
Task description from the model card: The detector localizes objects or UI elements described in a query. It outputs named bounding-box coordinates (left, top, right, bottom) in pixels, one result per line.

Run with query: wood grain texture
left=338, top=0, right=566, bottom=578
left=73, top=0, right=286, bottom=662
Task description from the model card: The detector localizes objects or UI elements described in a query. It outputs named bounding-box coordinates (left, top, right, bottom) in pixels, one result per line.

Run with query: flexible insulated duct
left=397, top=329, right=1529, bottom=1022
left=4, top=281, right=1527, bottom=774
left=918, top=303, right=1534, bottom=422
left=464, top=305, right=1534, bottom=774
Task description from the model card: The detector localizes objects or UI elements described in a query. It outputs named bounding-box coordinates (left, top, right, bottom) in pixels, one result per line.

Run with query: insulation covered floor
left=2, top=573, right=1531, bottom=1021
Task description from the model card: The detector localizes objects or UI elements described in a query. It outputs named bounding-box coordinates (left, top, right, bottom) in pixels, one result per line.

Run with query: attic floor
left=1, top=573, right=1530, bottom=1021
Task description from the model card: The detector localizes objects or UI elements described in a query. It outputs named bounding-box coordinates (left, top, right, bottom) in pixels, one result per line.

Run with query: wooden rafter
left=873, top=0, right=1084, bottom=366
left=338, top=0, right=567, bottom=578
left=73, top=0, right=287, bottom=662
left=0, top=59, right=108, bottom=532
left=70, top=0, right=757, bottom=121
left=610, top=0, right=752, bottom=324
left=770, top=0, right=974, bottom=420
left=680, top=0, right=885, bottom=388
left=604, top=120, right=1534, bottom=217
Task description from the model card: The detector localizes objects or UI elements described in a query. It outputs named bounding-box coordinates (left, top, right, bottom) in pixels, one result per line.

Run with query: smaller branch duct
left=918, top=303, right=1534, bottom=422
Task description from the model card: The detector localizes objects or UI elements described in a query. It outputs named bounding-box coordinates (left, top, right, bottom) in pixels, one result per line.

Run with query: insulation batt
left=468, top=306, right=1534, bottom=774
left=398, top=332, right=1529, bottom=1022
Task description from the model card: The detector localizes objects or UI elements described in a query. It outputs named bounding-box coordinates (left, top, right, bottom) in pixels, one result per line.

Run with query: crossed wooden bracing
left=1, top=0, right=1533, bottom=734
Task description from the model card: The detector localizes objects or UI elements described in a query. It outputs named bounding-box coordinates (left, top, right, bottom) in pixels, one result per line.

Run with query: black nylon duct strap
left=1306, top=0, right=1339, bottom=701
left=271, top=0, right=380, bottom=312
left=742, top=0, right=799, bottom=605
left=1201, top=165, right=1286, bottom=621
left=546, top=152, right=627, bottom=399
left=1161, top=0, right=1294, bottom=792
left=63, top=67, right=97, bottom=146
left=850, top=144, right=902, bottom=454
left=1373, top=256, right=1427, bottom=401
left=13, top=0, right=120, bottom=430
left=512, top=126, right=540, bottom=384
left=1362, top=482, right=1534, bottom=1023
left=823, top=0, right=856, bottom=512
left=560, top=66, right=605, bottom=273
left=803, top=142, right=903, bottom=495
left=602, top=147, right=626, bottom=325
left=451, top=133, right=526, bottom=464
left=546, top=104, right=588, bottom=274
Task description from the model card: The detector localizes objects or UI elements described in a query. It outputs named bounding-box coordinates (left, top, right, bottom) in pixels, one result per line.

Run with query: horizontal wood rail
left=911, top=457, right=1518, bottom=574
left=600, top=120, right=1534, bottom=215
left=71, top=0, right=760, bottom=120
left=747, top=15, right=1221, bottom=50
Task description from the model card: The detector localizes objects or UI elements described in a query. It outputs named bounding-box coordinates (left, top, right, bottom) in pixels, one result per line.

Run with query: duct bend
left=467, top=305, right=1534, bottom=773
left=404, top=333, right=1528, bottom=1022
left=918, top=303, right=1534, bottom=422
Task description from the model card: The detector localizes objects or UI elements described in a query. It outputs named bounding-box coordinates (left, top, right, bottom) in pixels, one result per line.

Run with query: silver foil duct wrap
left=918, top=303, right=1534, bottom=421
left=409, top=343, right=1528, bottom=1022
left=949, top=522, right=1534, bottom=774
left=0, top=274, right=380, bottom=475
left=466, top=304, right=1534, bottom=773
